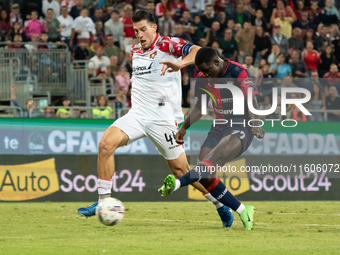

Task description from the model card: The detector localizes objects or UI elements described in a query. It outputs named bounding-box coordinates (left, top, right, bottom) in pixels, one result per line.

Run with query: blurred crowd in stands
left=0, top=0, right=340, bottom=121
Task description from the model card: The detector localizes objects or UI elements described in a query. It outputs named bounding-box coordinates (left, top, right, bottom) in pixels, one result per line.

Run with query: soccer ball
left=95, top=197, right=125, bottom=226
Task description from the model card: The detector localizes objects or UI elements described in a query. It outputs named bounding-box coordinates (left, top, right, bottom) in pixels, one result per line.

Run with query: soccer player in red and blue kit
left=159, top=47, right=265, bottom=230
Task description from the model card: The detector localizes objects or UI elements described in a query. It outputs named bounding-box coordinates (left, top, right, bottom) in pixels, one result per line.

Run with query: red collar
left=222, top=59, right=230, bottom=77
left=144, top=33, right=160, bottom=53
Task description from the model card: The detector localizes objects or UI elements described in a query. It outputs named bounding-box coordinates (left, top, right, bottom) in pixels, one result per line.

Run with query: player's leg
left=198, top=146, right=212, bottom=162
left=97, top=126, right=129, bottom=201
left=166, top=151, right=233, bottom=227
left=145, top=120, right=215, bottom=196
left=147, top=120, right=233, bottom=227
left=77, top=114, right=146, bottom=216
left=200, top=135, right=255, bottom=230
left=159, top=134, right=241, bottom=195
left=166, top=152, right=211, bottom=195
left=159, top=133, right=255, bottom=230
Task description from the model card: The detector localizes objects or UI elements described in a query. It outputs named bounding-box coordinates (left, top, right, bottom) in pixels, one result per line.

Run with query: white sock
left=173, top=179, right=181, bottom=192
left=236, top=204, right=245, bottom=214
left=98, top=178, right=112, bottom=202
left=203, top=193, right=223, bottom=209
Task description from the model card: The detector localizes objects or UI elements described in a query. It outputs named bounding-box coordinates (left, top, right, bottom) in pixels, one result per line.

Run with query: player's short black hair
left=195, top=47, right=218, bottom=66
left=132, top=10, right=156, bottom=24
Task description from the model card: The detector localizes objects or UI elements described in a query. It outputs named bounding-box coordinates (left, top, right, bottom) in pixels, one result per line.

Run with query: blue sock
left=178, top=160, right=214, bottom=187
left=208, top=178, right=242, bottom=212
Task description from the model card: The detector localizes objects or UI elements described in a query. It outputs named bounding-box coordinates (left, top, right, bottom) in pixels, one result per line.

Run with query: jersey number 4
left=164, top=132, right=177, bottom=145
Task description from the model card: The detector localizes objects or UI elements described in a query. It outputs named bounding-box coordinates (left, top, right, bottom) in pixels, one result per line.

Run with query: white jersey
left=129, top=33, right=193, bottom=123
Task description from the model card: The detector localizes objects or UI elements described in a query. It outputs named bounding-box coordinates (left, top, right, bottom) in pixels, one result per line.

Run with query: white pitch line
left=181, top=210, right=340, bottom=217
left=125, top=218, right=223, bottom=224
left=256, top=211, right=340, bottom=217
left=74, top=215, right=340, bottom=227
left=297, top=223, right=340, bottom=227
left=125, top=218, right=340, bottom=227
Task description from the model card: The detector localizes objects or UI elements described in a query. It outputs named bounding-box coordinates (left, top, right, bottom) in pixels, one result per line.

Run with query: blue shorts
left=201, top=120, right=254, bottom=158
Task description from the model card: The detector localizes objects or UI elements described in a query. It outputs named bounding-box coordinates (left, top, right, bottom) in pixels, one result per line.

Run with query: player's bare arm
left=160, top=45, right=201, bottom=76
left=248, top=94, right=265, bottom=139
left=175, top=97, right=203, bottom=145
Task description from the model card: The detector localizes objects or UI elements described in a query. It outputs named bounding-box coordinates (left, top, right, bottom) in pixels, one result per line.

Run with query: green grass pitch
left=1, top=201, right=340, bottom=255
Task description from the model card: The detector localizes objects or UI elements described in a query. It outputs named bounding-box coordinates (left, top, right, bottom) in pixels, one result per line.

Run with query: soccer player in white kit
left=77, top=11, right=233, bottom=227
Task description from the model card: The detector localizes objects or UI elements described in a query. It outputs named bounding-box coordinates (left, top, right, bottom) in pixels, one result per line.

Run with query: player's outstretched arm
left=175, top=100, right=202, bottom=144
left=160, top=45, right=200, bottom=76
left=248, top=94, right=265, bottom=139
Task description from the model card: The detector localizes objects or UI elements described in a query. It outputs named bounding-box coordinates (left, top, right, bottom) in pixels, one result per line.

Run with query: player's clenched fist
left=175, top=128, right=186, bottom=144
left=252, top=127, right=265, bottom=139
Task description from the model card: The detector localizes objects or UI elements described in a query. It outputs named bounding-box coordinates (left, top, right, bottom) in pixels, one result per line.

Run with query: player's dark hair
left=132, top=10, right=156, bottom=24
left=195, top=47, right=219, bottom=66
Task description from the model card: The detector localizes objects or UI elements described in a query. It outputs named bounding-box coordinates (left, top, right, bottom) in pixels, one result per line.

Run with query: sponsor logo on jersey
left=199, top=87, right=222, bottom=106
left=149, top=51, right=157, bottom=59
left=133, top=63, right=153, bottom=75
left=221, top=98, right=233, bottom=103
left=215, top=108, right=233, bottom=115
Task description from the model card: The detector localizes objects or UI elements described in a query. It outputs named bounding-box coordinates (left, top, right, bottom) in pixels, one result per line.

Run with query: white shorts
left=112, top=113, right=185, bottom=160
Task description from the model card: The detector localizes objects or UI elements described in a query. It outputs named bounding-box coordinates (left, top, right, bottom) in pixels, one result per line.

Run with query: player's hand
left=252, top=127, right=265, bottom=139
left=175, top=128, right=186, bottom=144
left=159, top=60, right=182, bottom=76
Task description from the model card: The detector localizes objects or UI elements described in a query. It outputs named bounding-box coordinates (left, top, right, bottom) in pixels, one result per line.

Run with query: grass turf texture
left=1, top=201, right=339, bottom=255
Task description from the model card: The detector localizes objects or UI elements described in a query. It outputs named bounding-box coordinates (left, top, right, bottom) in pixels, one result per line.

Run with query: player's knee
left=98, top=140, right=114, bottom=158
left=199, top=175, right=215, bottom=188
left=206, top=150, right=230, bottom=163
left=172, top=168, right=184, bottom=178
